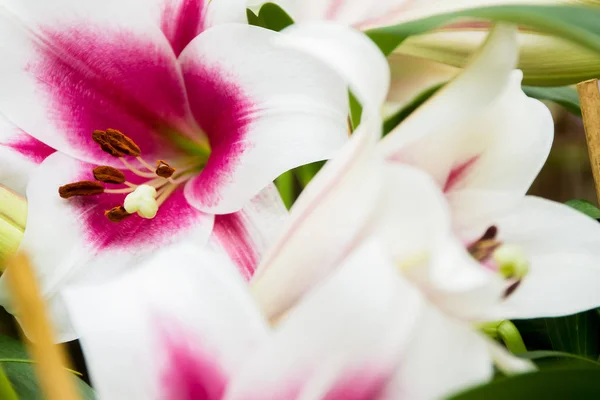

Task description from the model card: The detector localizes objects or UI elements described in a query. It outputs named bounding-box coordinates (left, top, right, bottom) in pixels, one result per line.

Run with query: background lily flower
left=0, top=0, right=350, bottom=341
left=64, top=242, right=439, bottom=400
left=381, top=20, right=600, bottom=320
left=248, top=0, right=600, bottom=107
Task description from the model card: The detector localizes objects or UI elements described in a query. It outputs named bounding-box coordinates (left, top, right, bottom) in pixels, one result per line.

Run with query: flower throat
left=58, top=129, right=204, bottom=222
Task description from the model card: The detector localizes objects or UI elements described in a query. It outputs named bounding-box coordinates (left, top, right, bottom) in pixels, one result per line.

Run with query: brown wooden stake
left=5, top=253, right=79, bottom=400
left=577, top=79, right=600, bottom=203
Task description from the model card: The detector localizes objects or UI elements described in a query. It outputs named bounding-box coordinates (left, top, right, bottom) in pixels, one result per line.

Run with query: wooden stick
left=577, top=79, right=600, bottom=203
left=4, top=253, right=79, bottom=400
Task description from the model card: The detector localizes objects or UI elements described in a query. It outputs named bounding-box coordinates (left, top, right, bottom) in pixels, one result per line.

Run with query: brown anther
left=503, top=280, right=522, bottom=298
left=92, top=130, right=125, bottom=157
left=93, top=166, right=126, bottom=184
left=467, top=226, right=501, bottom=262
left=104, top=128, right=141, bottom=157
left=155, top=160, right=175, bottom=178
left=58, top=181, right=105, bottom=199
left=104, top=206, right=132, bottom=222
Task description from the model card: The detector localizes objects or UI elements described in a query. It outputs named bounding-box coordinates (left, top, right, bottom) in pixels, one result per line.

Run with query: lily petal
left=156, top=0, right=246, bottom=56
left=64, top=244, right=268, bottom=400
left=0, top=114, right=54, bottom=194
left=486, top=196, right=600, bottom=319
left=210, top=184, right=288, bottom=280
left=228, top=240, right=424, bottom=399
left=384, top=304, right=492, bottom=399
left=381, top=24, right=518, bottom=186
left=0, top=152, right=212, bottom=341
left=180, top=25, right=348, bottom=214
left=251, top=117, right=384, bottom=320
left=279, top=21, right=391, bottom=111
left=0, top=0, right=197, bottom=165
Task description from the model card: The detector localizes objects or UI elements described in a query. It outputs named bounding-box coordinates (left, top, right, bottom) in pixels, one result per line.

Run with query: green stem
left=478, top=320, right=528, bottom=354
left=497, top=321, right=528, bottom=354
left=0, top=363, right=18, bottom=400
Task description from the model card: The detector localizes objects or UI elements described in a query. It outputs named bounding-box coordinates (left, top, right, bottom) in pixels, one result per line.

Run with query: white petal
left=0, top=115, right=54, bottom=194
left=210, top=183, right=288, bottom=280
left=180, top=25, right=348, bottom=214
left=384, top=305, right=493, bottom=400
left=380, top=24, right=518, bottom=186
left=279, top=21, right=390, bottom=111
left=0, top=0, right=196, bottom=166
left=0, top=152, right=213, bottom=341
left=251, top=117, right=384, bottom=320
left=64, top=244, right=268, bottom=400
left=442, top=71, right=553, bottom=195
left=227, top=240, right=425, bottom=399
left=487, top=196, right=600, bottom=319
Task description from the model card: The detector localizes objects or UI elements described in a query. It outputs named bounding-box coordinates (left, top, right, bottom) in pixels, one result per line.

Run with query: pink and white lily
left=64, top=242, right=439, bottom=400
left=0, top=0, right=349, bottom=341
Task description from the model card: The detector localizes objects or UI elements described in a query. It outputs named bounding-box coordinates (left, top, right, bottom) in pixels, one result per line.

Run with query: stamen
left=92, top=130, right=125, bottom=157
left=93, top=166, right=126, bottom=184
left=155, top=160, right=175, bottom=178
left=119, top=158, right=156, bottom=179
left=467, top=225, right=500, bottom=262
left=104, top=187, right=136, bottom=194
left=104, top=206, right=132, bottom=222
left=104, top=128, right=141, bottom=157
left=58, top=181, right=104, bottom=199
left=136, top=157, right=156, bottom=173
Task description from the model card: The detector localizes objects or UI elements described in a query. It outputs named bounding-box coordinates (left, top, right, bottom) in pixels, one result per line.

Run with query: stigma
left=58, top=129, right=200, bottom=222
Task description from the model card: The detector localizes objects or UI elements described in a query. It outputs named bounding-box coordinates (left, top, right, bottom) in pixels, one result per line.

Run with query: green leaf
left=0, top=335, right=95, bottom=399
left=543, top=311, right=600, bottom=359
left=367, top=5, right=600, bottom=56
left=246, top=8, right=267, bottom=29
left=519, top=350, right=600, bottom=369
left=565, top=199, right=600, bottom=219
left=523, top=86, right=581, bottom=116
left=275, top=171, right=297, bottom=209
left=449, top=368, right=600, bottom=399
left=257, top=3, right=294, bottom=32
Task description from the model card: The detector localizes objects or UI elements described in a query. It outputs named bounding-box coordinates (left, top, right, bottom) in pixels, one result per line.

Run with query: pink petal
left=5, top=152, right=213, bottom=341
left=63, top=245, right=268, bottom=398
left=4, top=131, right=55, bottom=164
left=160, top=332, right=227, bottom=400
left=0, top=116, right=55, bottom=194
left=180, top=25, right=348, bottom=214
left=323, top=372, right=389, bottom=400
left=0, top=5, right=199, bottom=166
left=159, top=0, right=245, bottom=56
left=161, top=0, right=208, bottom=57
left=211, top=184, right=287, bottom=280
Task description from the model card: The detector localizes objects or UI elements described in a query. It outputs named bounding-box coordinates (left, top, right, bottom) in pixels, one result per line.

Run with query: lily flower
left=250, top=22, right=600, bottom=391
left=248, top=0, right=600, bottom=107
left=64, top=242, right=436, bottom=400
left=0, top=0, right=349, bottom=341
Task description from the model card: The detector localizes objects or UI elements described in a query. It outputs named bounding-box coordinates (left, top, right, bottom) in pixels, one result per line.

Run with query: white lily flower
left=65, top=242, right=438, bottom=400
left=257, top=19, right=600, bottom=324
